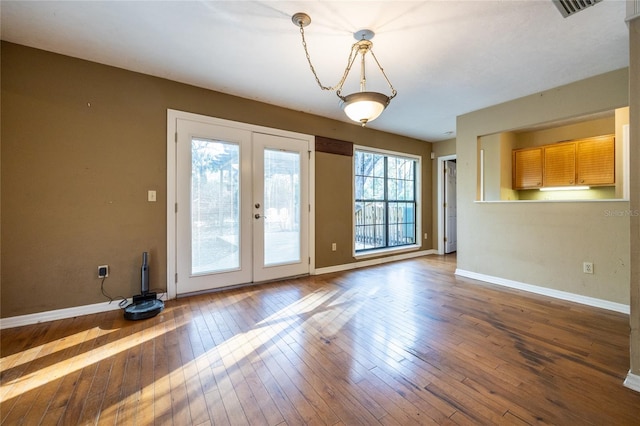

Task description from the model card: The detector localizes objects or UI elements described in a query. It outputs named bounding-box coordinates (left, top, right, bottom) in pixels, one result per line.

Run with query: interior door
left=175, top=119, right=309, bottom=295
left=444, top=160, right=457, bottom=253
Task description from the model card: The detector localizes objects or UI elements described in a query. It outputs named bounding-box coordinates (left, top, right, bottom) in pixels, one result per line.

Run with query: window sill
left=354, top=244, right=422, bottom=260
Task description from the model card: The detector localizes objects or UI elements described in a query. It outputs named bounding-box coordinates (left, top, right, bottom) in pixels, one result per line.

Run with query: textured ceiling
left=0, top=1, right=630, bottom=141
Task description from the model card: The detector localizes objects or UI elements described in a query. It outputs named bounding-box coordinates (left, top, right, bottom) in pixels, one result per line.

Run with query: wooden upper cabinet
left=544, top=142, right=576, bottom=187
left=512, top=134, right=615, bottom=190
left=513, top=148, right=542, bottom=189
left=576, top=135, right=615, bottom=185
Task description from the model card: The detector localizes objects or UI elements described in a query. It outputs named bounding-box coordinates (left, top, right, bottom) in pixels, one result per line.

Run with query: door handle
left=255, top=214, right=267, bottom=219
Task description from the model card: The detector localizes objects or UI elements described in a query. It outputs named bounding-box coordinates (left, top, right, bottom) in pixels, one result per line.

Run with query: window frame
left=353, top=145, right=422, bottom=258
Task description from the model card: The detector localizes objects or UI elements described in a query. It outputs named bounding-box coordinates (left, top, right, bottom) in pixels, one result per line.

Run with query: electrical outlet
left=98, top=265, right=109, bottom=278
left=331, top=243, right=337, bottom=251
left=583, top=262, right=593, bottom=274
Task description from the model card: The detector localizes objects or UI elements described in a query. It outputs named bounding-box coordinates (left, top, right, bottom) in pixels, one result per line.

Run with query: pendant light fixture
left=292, top=12, right=397, bottom=127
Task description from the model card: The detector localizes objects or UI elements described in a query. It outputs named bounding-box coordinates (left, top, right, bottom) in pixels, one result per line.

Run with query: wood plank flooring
left=2, top=254, right=639, bottom=425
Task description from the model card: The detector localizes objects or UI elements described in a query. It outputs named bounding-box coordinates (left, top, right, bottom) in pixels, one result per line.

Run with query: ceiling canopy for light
left=291, top=12, right=397, bottom=127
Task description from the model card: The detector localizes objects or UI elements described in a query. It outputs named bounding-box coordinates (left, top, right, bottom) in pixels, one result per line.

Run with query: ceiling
left=0, top=1, right=630, bottom=142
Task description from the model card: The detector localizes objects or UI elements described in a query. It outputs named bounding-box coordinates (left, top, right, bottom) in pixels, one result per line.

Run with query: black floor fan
left=124, top=252, right=164, bottom=320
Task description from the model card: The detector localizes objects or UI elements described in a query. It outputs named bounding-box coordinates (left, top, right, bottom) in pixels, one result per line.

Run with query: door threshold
left=176, top=273, right=310, bottom=298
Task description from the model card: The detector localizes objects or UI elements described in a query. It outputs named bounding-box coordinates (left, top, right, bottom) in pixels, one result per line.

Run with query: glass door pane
left=263, top=149, right=300, bottom=266
left=176, top=118, right=309, bottom=295
left=191, top=138, right=240, bottom=275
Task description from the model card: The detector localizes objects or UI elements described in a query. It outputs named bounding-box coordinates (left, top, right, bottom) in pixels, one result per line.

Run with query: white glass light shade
left=340, top=92, right=390, bottom=125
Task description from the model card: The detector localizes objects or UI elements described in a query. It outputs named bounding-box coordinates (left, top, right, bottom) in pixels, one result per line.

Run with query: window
left=354, top=148, right=419, bottom=253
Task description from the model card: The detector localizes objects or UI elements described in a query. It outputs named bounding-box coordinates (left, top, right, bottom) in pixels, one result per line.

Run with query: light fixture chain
left=298, top=25, right=358, bottom=92
left=369, top=50, right=397, bottom=99
left=291, top=12, right=396, bottom=126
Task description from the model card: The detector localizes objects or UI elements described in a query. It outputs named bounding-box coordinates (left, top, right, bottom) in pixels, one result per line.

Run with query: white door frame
left=436, top=154, right=456, bottom=255
left=166, top=109, right=315, bottom=299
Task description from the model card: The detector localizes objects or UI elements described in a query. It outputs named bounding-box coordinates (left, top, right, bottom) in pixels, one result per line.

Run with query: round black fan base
left=124, top=299, right=164, bottom=321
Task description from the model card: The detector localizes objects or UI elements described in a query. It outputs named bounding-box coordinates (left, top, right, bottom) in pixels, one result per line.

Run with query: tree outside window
left=354, top=149, right=418, bottom=253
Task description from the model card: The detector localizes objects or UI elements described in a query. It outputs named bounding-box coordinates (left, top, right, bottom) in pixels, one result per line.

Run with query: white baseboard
left=455, top=269, right=630, bottom=314
left=10, top=260, right=626, bottom=328
left=0, top=300, right=128, bottom=329
left=0, top=294, right=168, bottom=330
left=1, top=249, right=435, bottom=329
left=624, top=371, right=640, bottom=393
left=1, top=250, right=439, bottom=329
left=314, top=249, right=436, bottom=275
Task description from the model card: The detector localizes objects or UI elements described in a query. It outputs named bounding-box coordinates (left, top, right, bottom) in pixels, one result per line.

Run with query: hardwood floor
left=2, top=254, right=639, bottom=425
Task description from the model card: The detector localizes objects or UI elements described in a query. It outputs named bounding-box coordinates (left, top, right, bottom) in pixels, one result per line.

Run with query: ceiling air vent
left=553, top=0, right=603, bottom=18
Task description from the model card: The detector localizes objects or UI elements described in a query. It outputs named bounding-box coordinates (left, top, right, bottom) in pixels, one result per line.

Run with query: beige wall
left=516, top=114, right=625, bottom=201
left=315, top=146, right=433, bottom=269
left=514, top=116, right=615, bottom=148
left=1, top=42, right=433, bottom=317
left=456, top=68, right=631, bottom=305
left=477, top=132, right=519, bottom=202
left=482, top=115, right=622, bottom=202
left=499, top=132, right=518, bottom=201
left=431, top=138, right=456, bottom=159
left=479, top=133, right=502, bottom=201
left=628, top=15, right=640, bottom=378
left=615, top=107, right=630, bottom=199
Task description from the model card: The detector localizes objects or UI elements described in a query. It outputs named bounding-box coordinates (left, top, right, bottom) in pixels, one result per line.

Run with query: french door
left=172, top=113, right=311, bottom=295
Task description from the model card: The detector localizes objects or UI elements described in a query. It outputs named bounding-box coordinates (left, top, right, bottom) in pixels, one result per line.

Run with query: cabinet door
left=576, top=135, right=614, bottom=185
left=544, top=142, right=576, bottom=187
left=513, top=148, right=542, bottom=189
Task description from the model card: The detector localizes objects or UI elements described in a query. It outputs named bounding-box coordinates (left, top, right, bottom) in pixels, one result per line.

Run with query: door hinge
left=309, top=257, right=311, bottom=265
left=175, top=273, right=178, bottom=283
left=175, top=203, right=178, bottom=213
left=175, top=132, right=178, bottom=143
left=444, top=237, right=447, bottom=242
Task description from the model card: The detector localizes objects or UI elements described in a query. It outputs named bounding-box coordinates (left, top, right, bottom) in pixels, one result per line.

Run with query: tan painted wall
left=315, top=146, right=433, bottom=268
left=628, top=16, right=640, bottom=377
left=456, top=68, right=631, bottom=305
left=479, top=133, right=501, bottom=201
left=1, top=42, right=432, bottom=317
left=482, top=116, right=622, bottom=202
left=615, top=107, right=630, bottom=199
left=431, top=139, right=456, bottom=159
left=515, top=115, right=626, bottom=201
left=499, top=132, right=518, bottom=201
left=514, top=116, right=615, bottom=148
left=478, top=132, right=519, bottom=202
